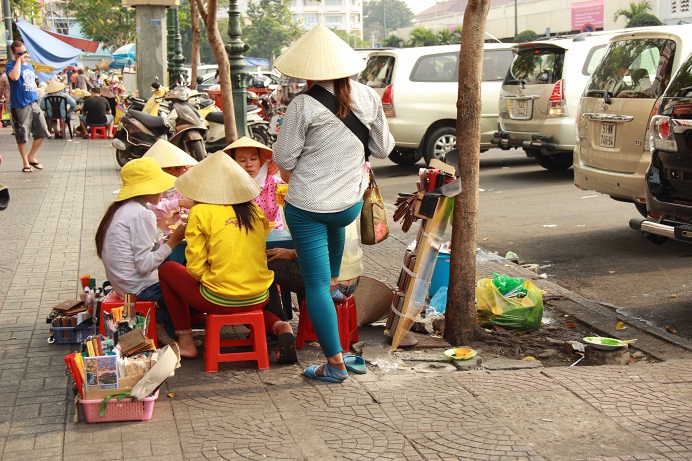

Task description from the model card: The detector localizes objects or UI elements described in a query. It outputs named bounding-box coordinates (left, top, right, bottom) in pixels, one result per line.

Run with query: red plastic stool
left=204, top=309, right=269, bottom=372
left=296, top=295, right=358, bottom=352
left=90, top=126, right=108, bottom=139
left=99, top=292, right=158, bottom=347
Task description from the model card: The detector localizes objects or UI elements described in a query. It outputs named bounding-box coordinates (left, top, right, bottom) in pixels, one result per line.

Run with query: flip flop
left=304, top=363, right=348, bottom=383
left=29, top=162, right=43, bottom=170
left=276, top=332, right=298, bottom=364
left=21, top=166, right=32, bottom=173
left=343, top=355, right=367, bottom=374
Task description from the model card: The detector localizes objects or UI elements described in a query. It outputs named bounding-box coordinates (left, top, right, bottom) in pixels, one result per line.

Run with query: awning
left=14, top=19, right=82, bottom=82
left=42, top=29, right=100, bottom=53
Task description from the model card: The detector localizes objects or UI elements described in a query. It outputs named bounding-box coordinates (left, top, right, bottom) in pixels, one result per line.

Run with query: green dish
left=583, top=336, right=626, bottom=350
left=444, top=348, right=477, bottom=361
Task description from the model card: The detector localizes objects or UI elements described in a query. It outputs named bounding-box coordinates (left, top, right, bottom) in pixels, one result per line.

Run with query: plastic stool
left=205, top=309, right=269, bottom=372
left=99, top=292, right=158, bottom=347
left=90, top=126, right=108, bottom=139
left=296, top=295, right=358, bottom=352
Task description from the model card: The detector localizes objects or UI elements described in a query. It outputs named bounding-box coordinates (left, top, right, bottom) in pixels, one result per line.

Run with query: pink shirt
left=147, top=188, right=189, bottom=220
left=254, top=175, right=283, bottom=230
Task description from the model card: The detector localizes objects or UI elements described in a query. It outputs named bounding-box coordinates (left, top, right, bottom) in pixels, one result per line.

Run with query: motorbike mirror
left=196, top=76, right=204, bottom=84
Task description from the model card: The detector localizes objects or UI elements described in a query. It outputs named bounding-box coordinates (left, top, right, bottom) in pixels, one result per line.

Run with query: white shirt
left=273, top=81, right=395, bottom=213
left=101, top=200, right=172, bottom=297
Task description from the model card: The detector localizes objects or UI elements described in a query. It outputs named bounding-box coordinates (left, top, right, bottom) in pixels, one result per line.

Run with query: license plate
left=599, top=122, right=616, bottom=148
left=514, top=99, right=529, bottom=117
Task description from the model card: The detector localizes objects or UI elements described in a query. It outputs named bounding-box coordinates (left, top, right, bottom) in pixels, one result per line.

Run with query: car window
left=506, top=47, right=564, bottom=85
left=410, top=53, right=458, bottom=82
left=586, top=38, right=676, bottom=99
left=664, top=52, right=692, bottom=98
left=582, top=45, right=608, bottom=76
left=483, top=50, right=513, bottom=82
left=358, top=55, right=395, bottom=88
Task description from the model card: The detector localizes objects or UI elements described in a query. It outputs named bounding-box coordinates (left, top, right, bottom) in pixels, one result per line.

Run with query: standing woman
left=272, top=25, right=395, bottom=382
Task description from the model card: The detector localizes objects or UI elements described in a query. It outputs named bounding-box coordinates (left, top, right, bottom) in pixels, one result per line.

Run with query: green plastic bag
left=476, top=278, right=544, bottom=330
left=492, top=272, right=525, bottom=296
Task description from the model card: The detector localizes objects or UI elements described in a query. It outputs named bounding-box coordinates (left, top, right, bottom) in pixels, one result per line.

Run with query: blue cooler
left=429, top=252, right=451, bottom=296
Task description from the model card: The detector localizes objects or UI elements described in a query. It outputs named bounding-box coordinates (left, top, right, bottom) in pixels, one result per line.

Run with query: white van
left=574, top=24, right=692, bottom=215
left=358, top=43, right=514, bottom=165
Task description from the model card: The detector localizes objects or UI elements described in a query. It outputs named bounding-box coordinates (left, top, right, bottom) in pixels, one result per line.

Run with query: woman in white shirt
left=272, top=25, right=394, bottom=383
left=95, top=155, right=186, bottom=331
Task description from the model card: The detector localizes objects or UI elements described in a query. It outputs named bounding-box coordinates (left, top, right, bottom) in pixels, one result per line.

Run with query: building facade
left=289, top=0, right=364, bottom=40
left=404, top=0, right=691, bottom=41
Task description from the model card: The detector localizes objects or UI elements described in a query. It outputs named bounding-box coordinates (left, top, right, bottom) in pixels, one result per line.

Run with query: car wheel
left=535, top=152, right=573, bottom=171
left=634, top=202, right=648, bottom=218
left=424, top=127, right=456, bottom=165
left=388, top=149, right=422, bottom=166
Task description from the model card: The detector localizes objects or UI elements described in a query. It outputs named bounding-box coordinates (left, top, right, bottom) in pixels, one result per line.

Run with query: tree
left=65, top=0, right=135, bottom=49
left=444, top=0, right=491, bottom=345
left=332, top=29, right=372, bottom=49
left=406, top=27, right=439, bottom=47
left=363, top=0, right=414, bottom=42
left=627, top=12, right=663, bottom=28
left=11, top=0, right=40, bottom=20
left=189, top=0, right=201, bottom=88
left=437, top=28, right=453, bottom=45
left=244, top=0, right=303, bottom=62
left=193, top=0, right=237, bottom=143
left=514, top=29, right=538, bottom=43
left=613, top=1, right=651, bottom=23
left=384, top=34, right=404, bottom=48
left=450, top=26, right=463, bottom=44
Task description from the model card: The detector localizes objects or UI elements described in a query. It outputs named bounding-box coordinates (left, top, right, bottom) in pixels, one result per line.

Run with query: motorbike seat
left=129, top=110, right=169, bottom=131
left=197, top=98, right=214, bottom=109
left=205, top=111, right=224, bottom=124
left=128, top=97, right=146, bottom=106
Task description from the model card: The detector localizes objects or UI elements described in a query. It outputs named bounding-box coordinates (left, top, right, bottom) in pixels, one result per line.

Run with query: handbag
left=361, top=169, right=389, bottom=245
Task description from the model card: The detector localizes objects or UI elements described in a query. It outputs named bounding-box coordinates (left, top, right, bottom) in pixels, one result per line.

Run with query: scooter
left=164, top=87, right=208, bottom=161
left=112, top=109, right=171, bottom=167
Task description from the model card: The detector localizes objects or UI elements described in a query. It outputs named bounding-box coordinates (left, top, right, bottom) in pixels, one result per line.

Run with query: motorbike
left=112, top=87, right=207, bottom=167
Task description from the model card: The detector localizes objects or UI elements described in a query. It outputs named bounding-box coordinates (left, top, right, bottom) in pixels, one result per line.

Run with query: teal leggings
left=284, top=202, right=362, bottom=358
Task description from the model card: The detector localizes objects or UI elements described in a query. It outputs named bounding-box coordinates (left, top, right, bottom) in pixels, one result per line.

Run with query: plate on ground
left=444, top=347, right=477, bottom=360
left=583, top=337, right=627, bottom=350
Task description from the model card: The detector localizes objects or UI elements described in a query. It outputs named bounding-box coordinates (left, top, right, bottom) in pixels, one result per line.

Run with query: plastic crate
left=50, top=326, right=92, bottom=345
left=80, top=390, right=158, bottom=423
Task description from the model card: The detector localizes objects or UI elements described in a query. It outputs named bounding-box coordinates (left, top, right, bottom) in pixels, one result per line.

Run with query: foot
left=304, top=362, right=348, bottom=383
left=28, top=162, right=43, bottom=170
left=21, top=166, right=32, bottom=173
left=276, top=332, right=298, bottom=364
left=176, top=334, right=198, bottom=358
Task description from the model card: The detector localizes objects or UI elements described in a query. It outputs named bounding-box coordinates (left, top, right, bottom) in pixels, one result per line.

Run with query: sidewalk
left=0, top=135, right=690, bottom=461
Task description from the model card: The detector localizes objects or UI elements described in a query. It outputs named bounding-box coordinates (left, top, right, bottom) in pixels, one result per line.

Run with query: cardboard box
left=52, top=299, right=86, bottom=316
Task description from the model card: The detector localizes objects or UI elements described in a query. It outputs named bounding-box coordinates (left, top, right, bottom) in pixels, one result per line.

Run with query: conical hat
left=274, top=25, right=365, bottom=81
left=222, top=136, right=278, bottom=176
left=45, top=80, right=65, bottom=94
left=144, top=139, right=198, bottom=168
left=174, top=151, right=261, bottom=205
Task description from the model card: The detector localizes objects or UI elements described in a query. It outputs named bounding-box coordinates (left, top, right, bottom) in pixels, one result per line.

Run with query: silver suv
left=493, top=32, right=619, bottom=170
left=358, top=44, right=513, bottom=165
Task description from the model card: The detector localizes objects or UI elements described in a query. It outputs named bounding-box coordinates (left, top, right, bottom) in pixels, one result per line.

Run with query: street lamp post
left=514, top=0, right=518, bottom=38
left=226, top=0, right=249, bottom=137
left=169, top=9, right=187, bottom=86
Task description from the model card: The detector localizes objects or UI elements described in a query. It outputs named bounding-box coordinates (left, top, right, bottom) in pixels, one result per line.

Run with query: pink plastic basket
left=80, top=390, right=158, bottom=423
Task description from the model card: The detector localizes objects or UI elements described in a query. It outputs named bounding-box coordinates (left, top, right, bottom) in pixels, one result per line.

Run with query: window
left=482, top=50, right=513, bottom=81
left=586, top=39, right=677, bottom=99
left=357, top=55, right=395, bottom=88
left=507, top=48, right=564, bottom=85
left=582, top=45, right=608, bottom=75
left=326, top=15, right=342, bottom=24
left=350, top=14, right=360, bottom=23
left=303, top=15, right=318, bottom=25
left=326, top=0, right=342, bottom=5
left=411, top=53, right=458, bottom=82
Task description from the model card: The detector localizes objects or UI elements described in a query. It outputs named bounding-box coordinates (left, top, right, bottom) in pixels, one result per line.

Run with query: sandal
left=21, top=166, right=32, bottom=173
left=343, top=355, right=367, bottom=374
left=304, top=363, right=348, bottom=383
left=276, top=332, right=297, bottom=364
left=28, top=162, right=43, bottom=170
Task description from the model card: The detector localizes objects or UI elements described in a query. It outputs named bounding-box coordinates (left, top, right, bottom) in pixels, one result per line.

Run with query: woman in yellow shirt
left=158, top=151, right=296, bottom=361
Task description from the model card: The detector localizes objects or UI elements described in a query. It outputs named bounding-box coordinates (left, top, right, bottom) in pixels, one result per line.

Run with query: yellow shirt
left=184, top=203, right=273, bottom=306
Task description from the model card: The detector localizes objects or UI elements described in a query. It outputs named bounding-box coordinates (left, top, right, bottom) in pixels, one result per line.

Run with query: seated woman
left=39, top=80, right=77, bottom=138
left=159, top=151, right=297, bottom=363
left=142, top=139, right=196, bottom=220
left=224, top=136, right=284, bottom=230
left=95, top=157, right=186, bottom=340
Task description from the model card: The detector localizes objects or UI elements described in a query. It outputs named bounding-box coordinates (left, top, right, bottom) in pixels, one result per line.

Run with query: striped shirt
left=272, top=81, right=395, bottom=213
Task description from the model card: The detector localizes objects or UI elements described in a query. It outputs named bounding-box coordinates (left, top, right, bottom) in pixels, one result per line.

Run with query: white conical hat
left=143, top=139, right=198, bottom=168
left=174, top=151, right=261, bottom=205
left=274, top=24, right=365, bottom=80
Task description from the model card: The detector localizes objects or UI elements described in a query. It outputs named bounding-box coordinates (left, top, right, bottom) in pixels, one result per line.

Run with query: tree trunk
left=444, top=0, right=490, bottom=346
left=196, top=0, right=238, bottom=143
left=190, top=0, right=201, bottom=90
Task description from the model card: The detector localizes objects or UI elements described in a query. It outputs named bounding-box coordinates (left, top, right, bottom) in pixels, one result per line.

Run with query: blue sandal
left=343, top=355, right=367, bottom=374
left=304, top=363, right=348, bottom=383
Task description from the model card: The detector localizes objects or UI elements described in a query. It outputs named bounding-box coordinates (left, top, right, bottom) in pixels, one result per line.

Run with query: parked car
left=574, top=24, right=692, bottom=215
left=629, top=51, right=692, bottom=244
left=358, top=43, right=514, bottom=165
left=493, top=31, right=622, bottom=170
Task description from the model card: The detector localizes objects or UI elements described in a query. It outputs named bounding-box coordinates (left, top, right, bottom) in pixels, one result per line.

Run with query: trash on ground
left=615, top=321, right=627, bottom=331
left=476, top=273, right=544, bottom=331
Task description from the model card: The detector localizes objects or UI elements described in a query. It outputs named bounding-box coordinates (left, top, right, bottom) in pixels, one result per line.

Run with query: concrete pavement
left=0, top=133, right=690, bottom=461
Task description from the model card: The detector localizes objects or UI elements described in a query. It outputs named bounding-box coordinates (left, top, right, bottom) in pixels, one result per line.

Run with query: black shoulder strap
left=306, top=84, right=371, bottom=160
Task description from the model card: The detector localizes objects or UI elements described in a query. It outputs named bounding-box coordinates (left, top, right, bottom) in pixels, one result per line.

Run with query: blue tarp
left=15, top=19, right=82, bottom=82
